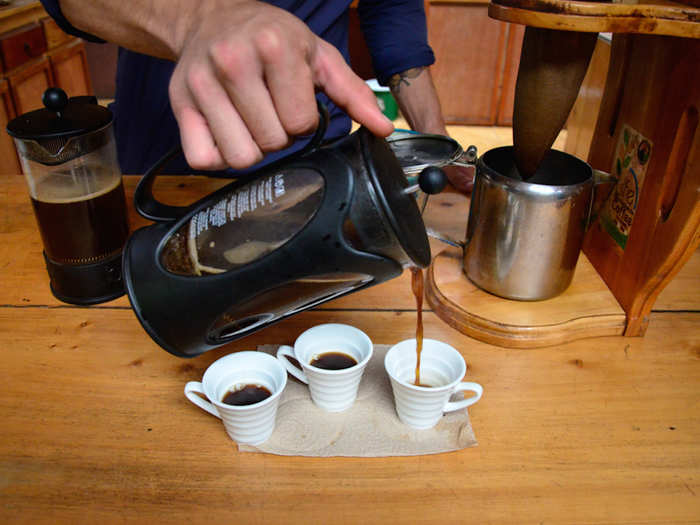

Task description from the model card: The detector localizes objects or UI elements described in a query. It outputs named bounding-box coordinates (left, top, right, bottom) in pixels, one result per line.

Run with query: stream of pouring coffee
left=410, top=267, right=426, bottom=386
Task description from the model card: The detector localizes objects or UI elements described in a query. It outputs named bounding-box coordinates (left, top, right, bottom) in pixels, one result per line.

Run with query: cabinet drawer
left=0, top=24, right=48, bottom=72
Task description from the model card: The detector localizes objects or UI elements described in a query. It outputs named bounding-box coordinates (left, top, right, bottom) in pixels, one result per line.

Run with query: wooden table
left=1, top=175, right=699, bottom=524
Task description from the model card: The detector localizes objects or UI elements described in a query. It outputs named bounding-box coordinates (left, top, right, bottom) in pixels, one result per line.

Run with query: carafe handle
left=134, top=102, right=330, bottom=222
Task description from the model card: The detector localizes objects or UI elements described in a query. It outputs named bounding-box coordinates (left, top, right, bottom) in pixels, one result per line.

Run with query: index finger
left=312, top=41, right=394, bottom=137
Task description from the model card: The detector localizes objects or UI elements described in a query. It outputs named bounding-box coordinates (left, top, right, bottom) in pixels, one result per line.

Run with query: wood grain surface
left=488, top=0, right=700, bottom=38
left=426, top=246, right=627, bottom=348
left=0, top=175, right=698, bottom=524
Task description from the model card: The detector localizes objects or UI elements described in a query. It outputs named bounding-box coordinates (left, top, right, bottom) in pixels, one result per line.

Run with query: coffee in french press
left=6, top=88, right=129, bottom=304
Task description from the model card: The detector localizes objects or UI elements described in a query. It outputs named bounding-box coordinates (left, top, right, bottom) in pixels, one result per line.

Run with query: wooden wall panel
left=429, top=3, right=508, bottom=125
left=495, top=23, right=524, bottom=126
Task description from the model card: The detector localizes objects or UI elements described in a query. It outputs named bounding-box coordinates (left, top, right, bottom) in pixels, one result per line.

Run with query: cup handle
left=276, top=345, right=309, bottom=384
left=184, top=381, right=221, bottom=419
left=444, top=382, right=483, bottom=413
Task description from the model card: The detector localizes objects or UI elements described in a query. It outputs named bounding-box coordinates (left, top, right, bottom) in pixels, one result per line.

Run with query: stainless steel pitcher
left=463, top=146, right=612, bottom=301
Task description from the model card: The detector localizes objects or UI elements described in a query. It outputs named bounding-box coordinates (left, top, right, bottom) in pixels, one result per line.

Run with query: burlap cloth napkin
left=238, top=344, right=478, bottom=457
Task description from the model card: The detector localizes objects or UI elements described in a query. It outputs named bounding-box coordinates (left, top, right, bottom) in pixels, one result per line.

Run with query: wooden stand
left=426, top=246, right=626, bottom=348
left=426, top=0, right=700, bottom=347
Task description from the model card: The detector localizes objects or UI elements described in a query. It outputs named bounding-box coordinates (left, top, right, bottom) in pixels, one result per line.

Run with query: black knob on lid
left=417, top=166, right=448, bottom=195
left=42, top=87, right=69, bottom=114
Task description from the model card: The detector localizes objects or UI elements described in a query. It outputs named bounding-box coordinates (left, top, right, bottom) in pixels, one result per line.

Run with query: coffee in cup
left=276, top=323, right=373, bottom=412
left=184, top=351, right=287, bottom=445
left=385, top=339, right=483, bottom=429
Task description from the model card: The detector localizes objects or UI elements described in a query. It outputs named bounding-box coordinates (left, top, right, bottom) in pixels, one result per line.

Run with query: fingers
left=313, top=41, right=394, bottom=138
left=210, top=35, right=293, bottom=153
left=169, top=82, right=226, bottom=171
left=169, top=6, right=395, bottom=173
left=256, top=28, right=318, bottom=138
left=171, top=64, right=264, bottom=171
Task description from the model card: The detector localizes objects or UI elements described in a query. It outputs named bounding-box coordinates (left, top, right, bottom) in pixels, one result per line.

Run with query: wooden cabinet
left=0, top=23, right=47, bottom=72
left=0, top=4, right=93, bottom=175
left=428, top=1, right=524, bottom=126
left=0, top=78, right=21, bottom=174
left=41, top=16, right=72, bottom=50
left=47, top=39, right=92, bottom=97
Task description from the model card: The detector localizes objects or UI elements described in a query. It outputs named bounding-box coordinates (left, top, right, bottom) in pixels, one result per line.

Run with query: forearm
left=58, top=0, right=219, bottom=59
left=388, top=67, right=447, bottom=135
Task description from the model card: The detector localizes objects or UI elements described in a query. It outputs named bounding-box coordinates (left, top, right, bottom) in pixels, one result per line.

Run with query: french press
left=123, top=109, right=447, bottom=358
left=7, top=88, right=129, bottom=304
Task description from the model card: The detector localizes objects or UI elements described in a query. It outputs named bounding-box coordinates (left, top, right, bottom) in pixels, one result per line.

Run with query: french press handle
left=134, top=102, right=330, bottom=222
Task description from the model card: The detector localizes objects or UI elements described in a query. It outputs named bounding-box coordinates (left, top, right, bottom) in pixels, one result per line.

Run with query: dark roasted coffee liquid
left=30, top=179, right=129, bottom=264
left=310, top=352, right=357, bottom=370
left=222, top=384, right=272, bottom=406
left=411, top=267, right=424, bottom=386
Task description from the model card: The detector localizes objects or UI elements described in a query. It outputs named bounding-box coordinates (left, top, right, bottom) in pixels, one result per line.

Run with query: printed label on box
left=598, top=124, right=653, bottom=250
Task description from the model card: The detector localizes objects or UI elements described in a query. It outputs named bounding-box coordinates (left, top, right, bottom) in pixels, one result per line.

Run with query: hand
left=169, top=0, right=394, bottom=170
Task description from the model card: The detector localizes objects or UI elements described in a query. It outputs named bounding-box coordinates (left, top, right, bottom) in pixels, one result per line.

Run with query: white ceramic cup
left=184, top=351, right=287, bottom=445
left=384, top=339, right=483, bottom=429
left=276, top=323, right=373, bottom=412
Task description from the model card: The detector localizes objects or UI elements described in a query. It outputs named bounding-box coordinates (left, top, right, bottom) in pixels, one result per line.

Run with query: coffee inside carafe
left=30, top=167, right=129, bottom=264
left=160, top=168, right=325, bottom=276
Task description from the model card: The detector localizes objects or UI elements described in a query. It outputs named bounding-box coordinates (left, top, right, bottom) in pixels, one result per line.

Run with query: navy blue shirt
left=40, top=0, right=434, bottom=175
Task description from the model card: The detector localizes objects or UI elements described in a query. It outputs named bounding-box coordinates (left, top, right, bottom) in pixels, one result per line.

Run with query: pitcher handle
left=593, top=169, right=617, bottom=185
left=134, top=102, right=330, bottom=223
left=586, top=169, right=618, bottom=228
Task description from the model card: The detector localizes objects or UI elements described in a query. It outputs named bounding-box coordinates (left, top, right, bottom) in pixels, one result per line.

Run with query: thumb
left=313, top=41, right=394, bottom=137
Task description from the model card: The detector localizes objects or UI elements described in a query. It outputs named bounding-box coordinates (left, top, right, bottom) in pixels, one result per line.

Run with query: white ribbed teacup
left=184, top=351, right=287, bottom=445
left=385, top=339, right=483, bottom=429
left=276, top=324, right=373, bottom=412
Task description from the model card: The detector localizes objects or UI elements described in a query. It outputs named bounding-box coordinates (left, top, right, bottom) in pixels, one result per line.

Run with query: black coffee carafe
left=124, top=111, right=446, bottom=358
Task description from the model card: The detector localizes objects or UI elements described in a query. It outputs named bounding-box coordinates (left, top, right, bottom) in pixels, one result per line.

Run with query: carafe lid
left=359, top=128, right=431, bottom=268
left=6, top=88, right=113, bottom=165
left=7, top=88, right=112, bottom=141
left=387, top=132, right=469, bottom=174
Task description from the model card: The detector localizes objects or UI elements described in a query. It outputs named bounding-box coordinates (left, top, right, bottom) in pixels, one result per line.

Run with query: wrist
left=169, top=0, right=215, bottom=57
left=413, top=120, right=448, bottom=137
left=170, top=0, right=254, bottom=57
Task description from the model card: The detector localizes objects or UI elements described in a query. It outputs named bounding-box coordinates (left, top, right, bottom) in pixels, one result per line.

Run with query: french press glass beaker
left=7, top=88, right=129, bottom=304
